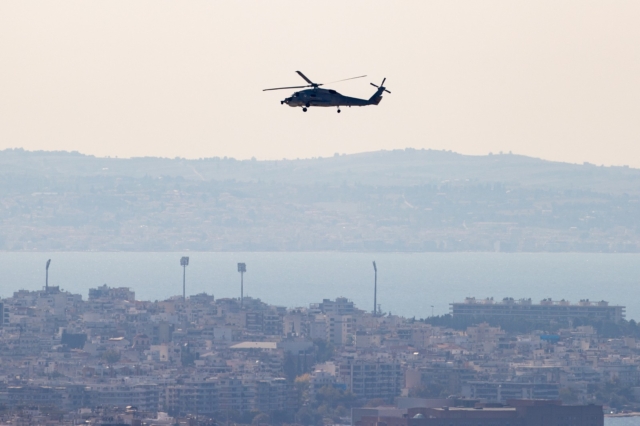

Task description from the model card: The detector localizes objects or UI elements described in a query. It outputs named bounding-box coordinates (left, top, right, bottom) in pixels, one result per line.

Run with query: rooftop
left=456, top=297, right=622, bottom=307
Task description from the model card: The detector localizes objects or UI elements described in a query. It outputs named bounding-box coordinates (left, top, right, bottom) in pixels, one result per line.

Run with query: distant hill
left=1, top=149, right=639, bottom=252
left=2, top=148, right=640, bottom=194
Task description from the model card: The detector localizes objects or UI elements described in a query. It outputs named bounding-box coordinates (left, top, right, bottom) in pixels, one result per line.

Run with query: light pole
left=372, top=261, right=377, bottom=316
left=180, top=257, right=189, bottom=300
left=45, top=259, right=51, bottom=292
left=237, top=263, right=246, bottom=308
left=430, top=305, right=434, bottom=318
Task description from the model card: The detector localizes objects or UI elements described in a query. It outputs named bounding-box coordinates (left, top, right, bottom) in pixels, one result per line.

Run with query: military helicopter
left=263, top=71, right=391, bottom=113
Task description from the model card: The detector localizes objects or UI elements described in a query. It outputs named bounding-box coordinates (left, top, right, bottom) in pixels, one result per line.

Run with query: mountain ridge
left=2, top=148, right=639, bottom=194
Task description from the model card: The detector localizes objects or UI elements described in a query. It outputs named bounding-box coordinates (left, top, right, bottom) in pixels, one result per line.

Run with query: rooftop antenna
left=45, top=259, right=51, bottom=291
left=373, top=261, right=377, bottom=316
left=238, top=263, right=246, bottom=308
left=180, top=257, right=189, bottom=300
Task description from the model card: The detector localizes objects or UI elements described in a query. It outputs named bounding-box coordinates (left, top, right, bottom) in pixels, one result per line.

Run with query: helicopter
left=263, top=71, right=391, bottom=113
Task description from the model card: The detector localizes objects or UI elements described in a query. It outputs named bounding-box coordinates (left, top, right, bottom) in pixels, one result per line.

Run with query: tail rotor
left=370, top=78, right=391, bottom=94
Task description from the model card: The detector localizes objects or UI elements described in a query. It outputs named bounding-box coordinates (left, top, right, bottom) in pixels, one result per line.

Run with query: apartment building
left=318, top=297, right=357, bottom=316
left=461, top=381, right=559, bottom=403
left=86, top=383, right=160, bottom=413
left=341, top=359, right=403, bottom=401
left=165, top=379, right=218, bottom=416
left=328, top=315, right=355, bottom=346
left=451, top=297, right=625, bottom=323
left=164, top=376, right=291, bottom=416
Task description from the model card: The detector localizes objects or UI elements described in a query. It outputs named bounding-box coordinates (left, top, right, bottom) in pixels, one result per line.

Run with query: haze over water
left=2, top=252, right=638, bottom=320
left=606, top=418, right=640, bottom=426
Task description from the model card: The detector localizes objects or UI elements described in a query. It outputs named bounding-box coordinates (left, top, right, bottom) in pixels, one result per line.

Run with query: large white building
left=451, top=297, right=625, bottom=323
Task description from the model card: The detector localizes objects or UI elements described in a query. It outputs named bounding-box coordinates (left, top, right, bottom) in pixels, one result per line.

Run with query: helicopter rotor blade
left=263, top=85, right=310, bottom=91
left=381, top=77, right=386, bottom=86
left=327, top=75, right=367, bottom=84
left=371, top=80, right=391, bottom=94
left=296, top=71, right=316, bottom=86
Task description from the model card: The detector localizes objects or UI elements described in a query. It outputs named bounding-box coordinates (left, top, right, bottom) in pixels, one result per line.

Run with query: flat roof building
left=451, top=297, right=625, bottom=323
left=462, top=381, right=559, bottom=403
left=356, top=400, right=603, bottom=426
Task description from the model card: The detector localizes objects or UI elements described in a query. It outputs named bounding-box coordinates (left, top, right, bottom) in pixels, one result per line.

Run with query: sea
left=607, top=418, right=640, bottom=426
left=0, top=252, right=639, bottom=320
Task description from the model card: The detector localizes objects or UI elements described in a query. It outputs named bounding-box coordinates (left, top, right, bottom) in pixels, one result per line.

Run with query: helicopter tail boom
left=368, top=86, right=386, bottom=105
left=369, top=90, right=384, bottom=105
left=368, top=77, right=390, bottom=105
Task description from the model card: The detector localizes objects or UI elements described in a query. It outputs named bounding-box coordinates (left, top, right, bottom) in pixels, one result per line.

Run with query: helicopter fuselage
left=282, top=88, right=378, bottom=108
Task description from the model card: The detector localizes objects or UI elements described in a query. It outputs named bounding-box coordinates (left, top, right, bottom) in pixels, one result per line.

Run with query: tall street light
left=180, top=257, right=189, bottom=300
left=45, top=259, right=51, bottom=292
left=372, top=261, right=377, bottom=316
left=237, top=263, right=246, bottom=308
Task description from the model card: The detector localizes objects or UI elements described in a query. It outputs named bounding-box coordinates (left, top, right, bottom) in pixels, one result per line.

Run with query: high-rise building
left=341, top=359, right=403, bottom=400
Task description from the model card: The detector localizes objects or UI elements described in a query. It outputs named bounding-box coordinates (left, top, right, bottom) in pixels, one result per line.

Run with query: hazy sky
left=1, top=1, right=639, bottom=165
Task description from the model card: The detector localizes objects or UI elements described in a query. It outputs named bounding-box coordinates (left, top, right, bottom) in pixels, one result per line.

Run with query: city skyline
left=0, top=282, right=620, bottom=424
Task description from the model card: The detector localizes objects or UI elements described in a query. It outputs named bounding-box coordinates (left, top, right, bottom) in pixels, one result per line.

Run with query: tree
left=284, top=352, right=298, bottom=382
left=102, top=349, right=121, bottom=365
left=296, top=406, right=322, bottom=426
left=295, top=374, right=311, bottom=406
left=409, top=384, right=448, bottom=399
left=313, top=339, right=335, bottom=363
left=558, top=387, right=580, bottom=404
left=313, top=386, right=357, bottom=411
left=588, top=379, right=636, bottom=410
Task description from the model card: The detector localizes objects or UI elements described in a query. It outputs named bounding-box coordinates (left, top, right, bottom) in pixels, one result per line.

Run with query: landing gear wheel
left=337, top=109, right=341, bottom=113
left=302, top=107, right=307, bottom=112
left=305, top=103, right=310, bottom=108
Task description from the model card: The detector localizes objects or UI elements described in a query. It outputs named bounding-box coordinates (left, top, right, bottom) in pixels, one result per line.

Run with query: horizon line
left=1, top=146, right=635, bottom=170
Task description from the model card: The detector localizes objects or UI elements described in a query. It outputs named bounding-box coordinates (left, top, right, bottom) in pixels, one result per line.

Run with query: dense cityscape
left=3, top=1, right=639, bottom=425
left=1, top=271, right=637, bottom=425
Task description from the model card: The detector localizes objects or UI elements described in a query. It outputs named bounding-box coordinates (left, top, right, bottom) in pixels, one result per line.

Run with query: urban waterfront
left=1, top=252, right=639, bottom=319
left=1, top=253, right=638, bottom=424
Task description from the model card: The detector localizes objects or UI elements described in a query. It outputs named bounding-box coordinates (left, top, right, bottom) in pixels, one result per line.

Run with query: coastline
left=606, top=413, right=640, bottom=418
